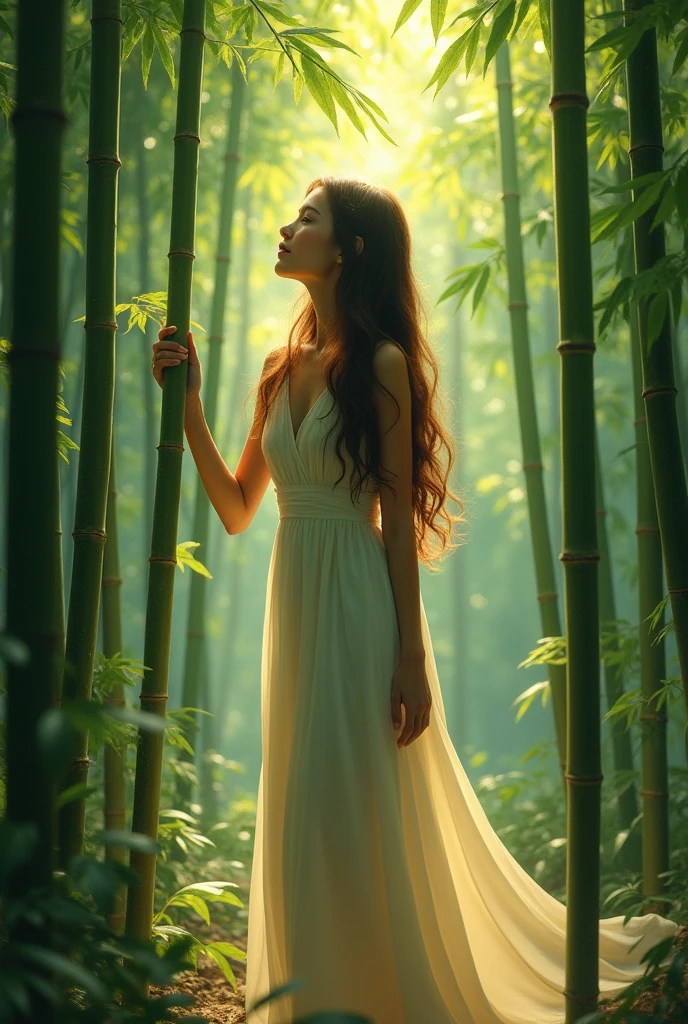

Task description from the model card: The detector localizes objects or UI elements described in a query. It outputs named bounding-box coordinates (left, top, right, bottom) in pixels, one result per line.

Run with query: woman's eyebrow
left=298, top=204, right=321, bottom=215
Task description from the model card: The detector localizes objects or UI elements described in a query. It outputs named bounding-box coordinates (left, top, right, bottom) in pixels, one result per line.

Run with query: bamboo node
left=564, top=772, right=603, bottom=786
left=523, top=461, right=542, bottom=472
left=103, top=696, right=125, bottom=707
left=84, top=320, right=118, bottom=331
left=180, top=25, right=207, bottom=39
left=596, top=508, right=607, bottom=517
left=559, top=551, right=600, bottom=564
left=635, top=525, right=659, bottom=536
left=173, top=131, right=201, bottom=145
left=629, top=142, right=664, bottom=159
left=104, top=808, right=125, bottom=816
left=157, top=441, right=185, bottom=453
left=549, top=92, right=590, bottom=111
left=508, top=301, right=528, bottom=311
left=72, top=528, right=107, bottom=542
left=102, top=576, right=122, bottom=587
left=536, top=591, right=557, bottom=603
left=149, top=554, right=177, bottom=566
left=216, top=254, right=231, bottom=263
left=639, top=713, right=668, bottom=724
left=168, top=248, right=196, bottom=260
left=224, top=151, right=240, bottom=162
left=495, top=79, right=513, bottom=89
left=633, top=416, right=647, bottom=426
left=90, top=14, right=124, bottom=24
left=139, top=693, right=169, bottom=702
left=668, top=585, right=688, bottom=596
left=501, top=192, right=520, bottom=201
left=563, top=989, right=599, bottom=1003
left=70, top=756, right=92, bottom=768
left=639, top=788, right=668, bottom=798
left=642, top=385, right=677, bottom=400
left=86, top=155, right=122, bottom=168
left=556, top=340, right=596, bottom=354
left=208, top=334, right=224, bottom=343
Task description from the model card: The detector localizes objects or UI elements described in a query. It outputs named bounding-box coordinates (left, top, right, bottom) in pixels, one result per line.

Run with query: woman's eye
left=301, top=216, right=311, bottom=223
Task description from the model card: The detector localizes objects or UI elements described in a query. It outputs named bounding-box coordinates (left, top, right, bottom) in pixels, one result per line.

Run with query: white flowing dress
left=243, top=371, right=678, bottom=1024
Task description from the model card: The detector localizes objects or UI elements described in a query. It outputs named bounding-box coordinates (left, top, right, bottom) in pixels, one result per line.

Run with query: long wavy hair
left=246, top=175, right=465, bottom=571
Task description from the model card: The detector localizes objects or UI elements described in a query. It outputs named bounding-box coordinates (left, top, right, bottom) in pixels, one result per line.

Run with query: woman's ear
left=354, top=235, right=364, bottom=256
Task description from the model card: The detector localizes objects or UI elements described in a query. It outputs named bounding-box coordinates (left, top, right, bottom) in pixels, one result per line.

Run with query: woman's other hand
left=151, top=325, right=202, bottom=399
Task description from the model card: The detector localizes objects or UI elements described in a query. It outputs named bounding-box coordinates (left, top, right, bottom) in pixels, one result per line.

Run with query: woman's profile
left=152, top=175, right=678, bottom=1024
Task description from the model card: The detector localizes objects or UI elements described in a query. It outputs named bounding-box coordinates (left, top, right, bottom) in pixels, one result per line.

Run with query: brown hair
left=246, top=175, right=465, bottom=570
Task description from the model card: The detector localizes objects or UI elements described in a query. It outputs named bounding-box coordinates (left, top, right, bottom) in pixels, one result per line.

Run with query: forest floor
left=150, top=924, right=688, bottom=1023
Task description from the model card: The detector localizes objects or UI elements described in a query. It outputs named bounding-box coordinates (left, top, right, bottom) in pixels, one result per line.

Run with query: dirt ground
left=151, top=925, right=688, bottom=1023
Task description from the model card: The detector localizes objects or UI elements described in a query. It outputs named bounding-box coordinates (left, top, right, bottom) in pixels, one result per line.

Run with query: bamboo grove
left=0, top=0, right=687, bottom=1020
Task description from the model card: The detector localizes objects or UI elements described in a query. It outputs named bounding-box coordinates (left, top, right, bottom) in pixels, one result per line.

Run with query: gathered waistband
left=274, top=483, right=381, bottom=526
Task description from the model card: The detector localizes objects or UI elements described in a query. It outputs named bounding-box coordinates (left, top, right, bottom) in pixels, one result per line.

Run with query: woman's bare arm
left=184, top=348, right=279, bottom=535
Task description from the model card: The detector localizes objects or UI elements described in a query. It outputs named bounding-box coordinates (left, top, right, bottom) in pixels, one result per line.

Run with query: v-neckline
left=285, top=372, right=329, bottom=445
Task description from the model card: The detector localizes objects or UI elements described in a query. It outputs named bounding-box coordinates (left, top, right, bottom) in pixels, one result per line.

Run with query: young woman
left=152, top=176, right=677, bottom=1024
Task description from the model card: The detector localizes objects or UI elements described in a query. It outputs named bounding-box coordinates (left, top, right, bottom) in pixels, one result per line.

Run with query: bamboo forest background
left=1, top=0, right=688, bottom=1019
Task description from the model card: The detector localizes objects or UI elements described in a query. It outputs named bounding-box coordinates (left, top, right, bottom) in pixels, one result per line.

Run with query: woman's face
left=275, top=185, right=341, bottom=283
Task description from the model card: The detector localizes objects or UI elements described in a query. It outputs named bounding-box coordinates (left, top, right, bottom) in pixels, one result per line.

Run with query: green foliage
left=176, top=540, right=213, bottom=577
left=0, top=822, right=208, bottom=1021
left=436, top=239, right=505, bottom=315
left=578, top=934, right=688, bottom=1023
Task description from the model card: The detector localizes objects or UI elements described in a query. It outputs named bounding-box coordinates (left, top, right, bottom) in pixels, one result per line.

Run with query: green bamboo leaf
left=586, top=23, right=628, bottom=54
left=538, top=0, right=550, bottom=59
left=424, top=29, right=473, bottom=94
left=280, top=28, right=360, bottom=56
left=302, top=59, right=338, bottom=135
left=100, top=829, right=160, bottom=854
left=511, top=0, right=532, bottom=39
left=649, top=181, right=676, bottom=233
left=170, top=892, right=211, bottom=924
left=56, top=782, right=96, bottom=810
left=471, top=263, right=490, bottom=316
left=600, top=170, right=665, bottom=194
left=273, top=50, right=285, bottom=89
left=672, top=26, right=688, bottom=75
left=151, top=20, right=176, bottom=88
left=675, top=164, right=688, bottom=230
left=464, top=22, right=481, bottom=76
left=254, top=1, right=302, bottom=27
left=0, top=13, right=13, bottom=38
left=176, top=540, right=212, bottom=578
left=206, top=941, right=247, bottom=962
left=483, top=3, right=515, bottom=76
left=431, top=0, right=449, bottom=42
left=202, top=945, right=238, bottom=989
left=141, top=24, right=155, bottom=88
left=392, top=0, right=424, bottom=36
left=330, top=77, right=367, bottom=138
left=292, top=50, right=304, bottom=103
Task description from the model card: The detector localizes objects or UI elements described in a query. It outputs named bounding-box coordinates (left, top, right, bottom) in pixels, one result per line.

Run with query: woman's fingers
left=397, top=705, right=431, bottom=748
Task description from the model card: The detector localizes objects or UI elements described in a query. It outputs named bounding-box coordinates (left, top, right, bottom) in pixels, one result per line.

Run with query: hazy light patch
left=507, top=487, right=524, bottom=503
left=444, top=96, right=458, bottom=109
left=534, top=40, right=546, bottom=53
left=201, top=90, right=210, bottom=103
left=144, top=136, right=156, bottom=149
left=430, top=243, right=445, bottom=257
left=470, top=593, right=488, bottom=609
left=484, top=398, right=506, bottom=415
left=506, top=459, right=521, bottom=474
left=471, top=377, right=486, bottom=392
left=290, top=146, right=303, bottom=159
left=454, top=110, right=483, bottom=125
left=361, top=35, right=374, bottom=49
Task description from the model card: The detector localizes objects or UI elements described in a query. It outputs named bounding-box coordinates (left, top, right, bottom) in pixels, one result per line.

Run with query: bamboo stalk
left=126, top=0, right=207, bottom=946
left=495, top=43, right=567, bottom=778
left=623, top=0, right=688, bottom=757
left=101, top=435, right=127, bottom=934
left=134, top=74, right=157, bottom=554
left=549, top=0, right=602, bottom=1016
left=176, top=58, right=247, bottom=811
left=594, top=436, right=640, bottom=868
left=626, top=225, right=670, bottom=914
left=58, top=0, right=122, bottom=866
left=5, top=3, right=67, bottom=1019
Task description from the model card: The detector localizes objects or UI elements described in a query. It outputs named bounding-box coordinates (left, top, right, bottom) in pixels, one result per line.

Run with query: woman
left=152, top=176, right=678, bottom=1024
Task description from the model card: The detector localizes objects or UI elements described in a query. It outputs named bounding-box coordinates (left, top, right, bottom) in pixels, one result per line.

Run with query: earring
left=337, top=255, right=342, bottom=263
